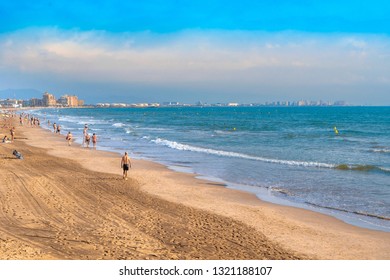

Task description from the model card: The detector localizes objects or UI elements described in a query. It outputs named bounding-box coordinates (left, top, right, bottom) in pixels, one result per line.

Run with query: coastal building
left=96, top=103, right=111, bottom=107
left=334, top=100, right=347, bottom=106
left=66, top=95, right=79, bottom=107
left=0, top=98, right=22, bottom=108
left=57, top=94, right=81, bottom=107
left=57, top=96, right=68, bottom=106
left=42, top=92, right=57, bottom=106
left=29, top=98, right=44, bottom=107
left=298, top=100, right=307, bottom=106
left=163, top=102, right=180, bottom=106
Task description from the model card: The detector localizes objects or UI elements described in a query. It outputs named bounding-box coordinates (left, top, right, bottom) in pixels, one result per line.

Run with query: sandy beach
left=1, top=114, right=390, bottom=260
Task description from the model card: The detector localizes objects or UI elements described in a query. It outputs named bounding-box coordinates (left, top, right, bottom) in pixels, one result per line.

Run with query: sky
left=1, top=0, right=390, bottom=105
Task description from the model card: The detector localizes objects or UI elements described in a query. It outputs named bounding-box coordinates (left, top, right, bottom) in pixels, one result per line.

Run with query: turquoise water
left=30, top=106, right=390, bottom=231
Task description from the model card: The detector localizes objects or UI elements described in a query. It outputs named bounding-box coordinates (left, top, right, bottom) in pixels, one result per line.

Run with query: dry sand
left=1, top=115, right=390, bottom=260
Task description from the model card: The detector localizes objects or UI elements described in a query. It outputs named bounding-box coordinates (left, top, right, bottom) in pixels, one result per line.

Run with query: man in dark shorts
left=120, top=152, right=132, bottom=180
left=85, top=133, right=91, bottom=148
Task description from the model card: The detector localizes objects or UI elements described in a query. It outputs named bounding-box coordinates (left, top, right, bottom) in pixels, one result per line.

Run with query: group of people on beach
left=63, top=124, right=97, bottom=148
left=2, top=112, right=43, bottom=144
left=82, top=124, right=97, bottom=148
left=3, top=111, right=133, bottom=180
left=18, top=113, right=41, bottom=127
left=53, top=123, right=61, bottom=134
left=43, top=119, right=93, bottom=148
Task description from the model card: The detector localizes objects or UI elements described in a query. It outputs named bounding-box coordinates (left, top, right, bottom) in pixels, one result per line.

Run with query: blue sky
left=1, top=0, right=390, bottom=104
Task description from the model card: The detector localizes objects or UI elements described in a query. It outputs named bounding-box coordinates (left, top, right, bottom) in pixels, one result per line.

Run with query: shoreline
left=26, top=106, right=390, bottom=233
left=1, top=117, right=390, bottom=259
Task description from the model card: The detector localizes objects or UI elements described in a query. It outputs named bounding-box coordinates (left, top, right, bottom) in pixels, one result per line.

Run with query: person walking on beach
left=66, top=131, right=73, bottom=146
left=53, top=122, right=57, bottom=133
left=10, top=127, right=15, bottom=142
left=92, top=133, right=97, bottom=149
left=120, top=152, right=132, bottom=180
left=56, top=124, right=61, bottom=134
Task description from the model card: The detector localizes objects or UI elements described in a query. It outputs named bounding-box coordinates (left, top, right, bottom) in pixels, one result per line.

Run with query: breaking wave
left=335, top=164, right=390, bottom=174
left=371, top=148, right=390, bottom=154
left=151, top=138, right=390, bottom=174
left=151, top=138, right=335, bottom=168
left=306, top=202, right=390, bottom=221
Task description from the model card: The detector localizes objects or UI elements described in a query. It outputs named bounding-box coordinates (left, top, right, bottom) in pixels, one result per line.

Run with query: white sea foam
left=57, top=115, right=108, bottom=125
left=112, top=122, right=125, bottom=127
left=214, top=129, right=234, bottom=135
left=372, top=148, right=390, bottom=154
left=138, top=127, right=172, bottom=131
left=380, top=167, right=390, bottom=173
left=151, top=138, right=335, bottom=169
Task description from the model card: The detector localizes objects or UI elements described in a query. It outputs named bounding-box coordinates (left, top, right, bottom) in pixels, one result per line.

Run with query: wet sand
left=1, top=116, right=390, bottom=259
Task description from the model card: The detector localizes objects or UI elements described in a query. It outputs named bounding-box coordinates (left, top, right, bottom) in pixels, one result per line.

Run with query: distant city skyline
left=0, top=89, right=351, bottom=108
left=1, top=1, right=390, bottom=105
left=1, top=93, right=350, bottom=108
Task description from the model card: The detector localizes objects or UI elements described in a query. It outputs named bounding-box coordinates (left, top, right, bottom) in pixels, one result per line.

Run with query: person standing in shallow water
left=120, top=152, right=132, bottom=180
left=83, top=124, right=88, bottom=147
left=92, top=133, right=97, bottom=149
left=85, top=133, right=91, bottom=148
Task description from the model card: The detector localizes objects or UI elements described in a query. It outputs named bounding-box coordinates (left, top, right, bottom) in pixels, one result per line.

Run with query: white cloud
left=1, top=28, right=390, bottom=102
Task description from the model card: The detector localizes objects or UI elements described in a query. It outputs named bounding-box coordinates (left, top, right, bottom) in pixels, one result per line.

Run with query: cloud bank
left=1, top=28, right=390, bottom=104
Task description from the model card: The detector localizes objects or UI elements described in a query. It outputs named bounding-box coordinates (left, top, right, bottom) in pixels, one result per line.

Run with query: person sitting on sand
left=2, top=135, right=11, bottom=143
left=120, top=152, right=132, bottom=180
left=12, top=150, right=23, bottom=160
left=66, top=131, right=73, bottom=146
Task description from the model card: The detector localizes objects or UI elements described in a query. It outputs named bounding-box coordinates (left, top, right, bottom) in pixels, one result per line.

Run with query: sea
left=27, top=106, right=390, bottom=232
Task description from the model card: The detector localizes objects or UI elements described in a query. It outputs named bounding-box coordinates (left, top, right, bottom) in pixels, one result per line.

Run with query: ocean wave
left=151, top=138, right=335, bottom=169
left=335, top=164, right=390, bottom=174
left=138, top=127, right=172, bottom=131
left=110, top=137, right=124, bottom=141
left=214, top=129, right=235, bottom=135
left=112, top=123, right=125, bottom=127
left=57, top=115, right=108, bottom=126
left=150, top=137, right=390, bottom=175
left=124, top=127, right=135, bottom=134
left=371, top=148, right=390, bottom=154
left=306, top=202, right=390, bottom=221
left=270, top=187, right=292, bottom=196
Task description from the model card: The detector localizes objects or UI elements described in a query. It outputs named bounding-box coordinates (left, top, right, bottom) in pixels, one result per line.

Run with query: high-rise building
left=30, top=98, right=44, bottom=107
left=67, top=95, right=78, bottom=107
left=58, top=95, right=79, bottom=107
left=57, top=96, right=69, bottom=106
left=42, top=92, right=57, bottom=106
